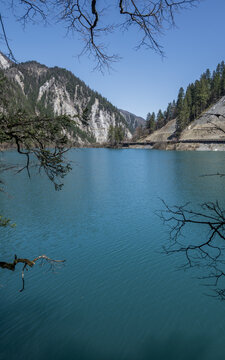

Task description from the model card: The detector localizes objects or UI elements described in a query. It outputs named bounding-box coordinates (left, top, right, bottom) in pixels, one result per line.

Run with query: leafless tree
left=0, top=0, right=200, bottom=71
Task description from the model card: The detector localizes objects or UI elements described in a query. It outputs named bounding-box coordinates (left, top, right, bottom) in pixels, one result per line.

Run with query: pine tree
left=176, top=87, right=184, bottom=116
left=156, top=110, right=165, bottom=129
left=205, top=68, right=211, bottom=82
left=171, top=100, right=177, bottom=119
left=196, top=74, right=210, bottom=113
left=211, top=70, right=221, bottom=102
left=176, top=97, right=190, bottom=135
left=145, top=112, right=151, bottom=131
left=221, top=67, right=225, bottom=96
left=149, top=112, right=156, bottom=133
left=165, top=102, right=175, bottom=122
left=108, top=124, right=115, bottom=145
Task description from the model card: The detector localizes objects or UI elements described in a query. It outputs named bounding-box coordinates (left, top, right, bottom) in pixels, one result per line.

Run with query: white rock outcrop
left=0, top=53, right=10, bottom=70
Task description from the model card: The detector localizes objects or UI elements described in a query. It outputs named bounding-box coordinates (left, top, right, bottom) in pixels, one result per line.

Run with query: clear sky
left=1, top=0, right=225, bottom=119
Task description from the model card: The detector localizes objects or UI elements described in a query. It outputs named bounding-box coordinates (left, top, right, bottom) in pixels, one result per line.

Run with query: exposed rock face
left=119, top=109, right=145, bottom=133
left=0, top=53, right=132, bottom=144
left=180, top=96, right=225, bottom=141
left=0, top=53, right=11, bottom=70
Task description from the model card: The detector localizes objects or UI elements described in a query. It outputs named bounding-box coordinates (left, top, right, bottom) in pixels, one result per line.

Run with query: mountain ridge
left=119, top=109, right=145, bottom=133
left=0, top=53, right=136, bottom=144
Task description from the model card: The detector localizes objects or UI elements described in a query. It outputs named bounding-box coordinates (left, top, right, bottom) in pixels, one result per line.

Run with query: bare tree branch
left=158, top=200, right=225, bottom=299
left=0, top=13, right=17, bottom=62
left=0, top=0, right=200, bottom=70
left=0, top=254, right=66, bottom=292
left=0, top=111, right=74, bottom=190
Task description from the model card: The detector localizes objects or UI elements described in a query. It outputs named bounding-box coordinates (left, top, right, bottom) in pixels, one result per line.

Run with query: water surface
left=0, top=149, right=225, bottom=360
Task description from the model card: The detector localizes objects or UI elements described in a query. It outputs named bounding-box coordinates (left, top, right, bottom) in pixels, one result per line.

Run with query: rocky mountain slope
left=0, top=52, right=132, bottom=144
left=139, top=96, right=225, bottom=150
left=179, top=96, right=225, bottom=141
left=143, top=119, right=176, bottom=142
left=119, top=109, right=145, bottom=133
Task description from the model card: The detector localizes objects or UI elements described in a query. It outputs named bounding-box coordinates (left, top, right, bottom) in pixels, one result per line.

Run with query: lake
left=1, top=149, right=225, bottom=360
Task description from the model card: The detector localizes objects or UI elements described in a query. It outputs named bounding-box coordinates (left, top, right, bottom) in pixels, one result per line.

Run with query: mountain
left=119, top=109, right=145, bottom=133
left=0, top=52, right=132, bottom=144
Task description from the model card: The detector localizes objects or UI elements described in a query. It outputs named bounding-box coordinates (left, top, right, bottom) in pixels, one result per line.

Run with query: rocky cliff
left=0, top=53, right=132, bottom=144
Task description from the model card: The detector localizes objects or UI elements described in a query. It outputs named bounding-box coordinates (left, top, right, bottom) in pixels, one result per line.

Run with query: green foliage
left=107, top=125, right=125, bottom=146
left=146, top=112, right=156, bottom=133
left=156, top=109, right=165, bottom=129
left=0, top=110, right=74, bottom=189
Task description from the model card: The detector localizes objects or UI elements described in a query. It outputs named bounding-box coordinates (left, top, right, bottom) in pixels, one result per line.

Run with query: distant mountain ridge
left=119, top=109, right=145, bottom=133
left=0, top=52, right=134, bottom=144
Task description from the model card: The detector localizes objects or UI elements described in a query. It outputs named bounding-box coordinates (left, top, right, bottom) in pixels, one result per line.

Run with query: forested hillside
left=145, top=61, right=225, bottom=137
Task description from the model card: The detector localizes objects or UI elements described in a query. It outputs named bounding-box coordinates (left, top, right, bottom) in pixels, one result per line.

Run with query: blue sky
left=1, top=0, right=225, bottom=119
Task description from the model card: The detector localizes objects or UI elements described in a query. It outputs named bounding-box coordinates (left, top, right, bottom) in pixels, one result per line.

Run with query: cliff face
left=0, top=53, right=132, bottom=144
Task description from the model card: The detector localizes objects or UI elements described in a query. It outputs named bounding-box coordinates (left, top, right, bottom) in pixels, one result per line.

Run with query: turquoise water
left=1, top=149, right=225, bottom=360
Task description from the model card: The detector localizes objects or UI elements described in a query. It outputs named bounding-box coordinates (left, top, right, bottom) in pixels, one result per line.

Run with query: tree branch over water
left=158, top=200, right=225, bottom=300
left=0, top=254, right=66, bottom=292
left=1, top=0, right=200, bottom=70
left=0, top=110, right=74, bottom=190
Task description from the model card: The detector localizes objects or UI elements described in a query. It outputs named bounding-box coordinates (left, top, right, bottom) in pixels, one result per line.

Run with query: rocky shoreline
left=123, top=142, right=225, bottom=151
left=2, top=141, right=225, bottom=152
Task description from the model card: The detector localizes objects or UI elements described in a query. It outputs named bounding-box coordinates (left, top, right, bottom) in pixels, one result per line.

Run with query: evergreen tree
left=165, top=102, right=174, bottom=122
left=176, top=87, right=185, bottom=116
left=146, top=112, right=156, bottom=133
left=221, top=67, right=225, bottom=96
left=205, top=68, right=211, bottom=81
left=176, top=97, right=190, bottom=135
left=149, top=112, right=156, bottom=133
left=196, top=74, right=210, bottom=114
left=211, top=70, right=221, bottom=102
left=185, top=85, right=193, bottom=113
left=108, top=124, right=115, bottom=145
left=145, top=112, right=151, bottom=130
left=156, top=109, right=165, bottom=129
left=107, top=125, right=125, bottom=146
left=171, top=100, right=177, bottom=119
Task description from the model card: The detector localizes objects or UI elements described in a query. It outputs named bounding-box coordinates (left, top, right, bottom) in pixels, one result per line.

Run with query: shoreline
left=2, top=142, right=225, bottom=152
